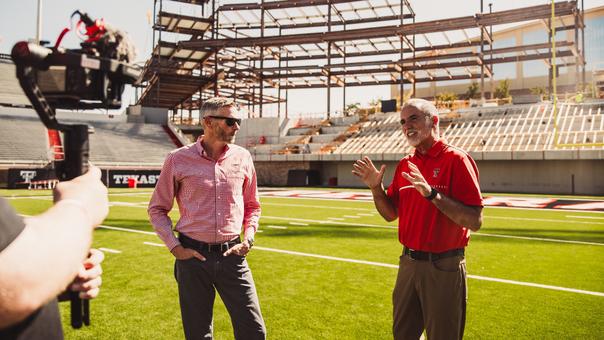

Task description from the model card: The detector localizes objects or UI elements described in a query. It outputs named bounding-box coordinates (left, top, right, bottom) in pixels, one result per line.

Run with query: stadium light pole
left=36, top=0, right=42, bottom=44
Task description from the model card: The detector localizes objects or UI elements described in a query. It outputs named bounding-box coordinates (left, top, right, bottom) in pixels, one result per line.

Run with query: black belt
left=179, top=233, right=240, bottom=253
left=403, top=247, right=464, bottom=261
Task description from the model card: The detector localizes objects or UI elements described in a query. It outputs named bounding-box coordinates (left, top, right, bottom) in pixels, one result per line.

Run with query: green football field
left=2, top=188, right=603, bottom=339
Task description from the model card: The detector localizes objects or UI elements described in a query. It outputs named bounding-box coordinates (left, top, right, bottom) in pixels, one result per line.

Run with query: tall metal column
left=480, top=0, right=485, bottom=102
left=36, top=0, right=42, bottom=44
left=399, top=0, right=404, bottom=103
left=326, top=2, right=332, bottom=120
left=259, top=0, right=265, bottom=117
left=489, top=3, right=494, bottom=99
left=212, top=0, right=219, bottom=96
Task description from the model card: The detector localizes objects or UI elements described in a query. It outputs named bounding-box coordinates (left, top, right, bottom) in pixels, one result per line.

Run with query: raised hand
left=401, top=161, right=431, bottom=197
left=352, top=156, right=386, bottom=190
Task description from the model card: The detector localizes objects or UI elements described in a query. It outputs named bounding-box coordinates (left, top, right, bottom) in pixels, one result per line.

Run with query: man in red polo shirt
left=353, top=98, right=483, bottom=340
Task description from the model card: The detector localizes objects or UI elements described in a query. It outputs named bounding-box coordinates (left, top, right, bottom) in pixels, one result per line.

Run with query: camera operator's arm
left=0, top=166, right=108, bottom=329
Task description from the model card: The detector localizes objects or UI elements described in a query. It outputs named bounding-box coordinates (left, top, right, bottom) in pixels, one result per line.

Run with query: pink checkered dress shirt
left=148, top=140, right=261, bottom=250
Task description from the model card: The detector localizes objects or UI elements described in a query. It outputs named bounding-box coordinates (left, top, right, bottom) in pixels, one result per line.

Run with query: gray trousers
left=174, top=250, right=266, bottom=340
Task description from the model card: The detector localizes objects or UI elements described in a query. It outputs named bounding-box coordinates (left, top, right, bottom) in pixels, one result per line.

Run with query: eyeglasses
left=206, top=115, right=242, bottom=127
left=400, top=114, right=429, bottom=126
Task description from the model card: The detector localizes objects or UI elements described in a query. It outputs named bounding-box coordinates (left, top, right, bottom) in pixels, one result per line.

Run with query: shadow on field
left=476, top=227, right=604, bottom=243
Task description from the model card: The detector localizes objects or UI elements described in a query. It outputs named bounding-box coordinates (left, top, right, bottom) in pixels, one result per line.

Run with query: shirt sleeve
left=0, top=198, right=25, bottom=252
left=451, top=153, right=483, bottom=207
left=386, top=161, right=402, bottom=207
left=148, top=153, right=180, bottom=250
left=242, top=153, right=261, bottom=237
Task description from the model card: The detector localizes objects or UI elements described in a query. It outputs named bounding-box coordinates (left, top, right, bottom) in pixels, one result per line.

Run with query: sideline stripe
left=97, top=224, right=604, bottom=297
left=254, top=246, right=604, bottom=297
left=99, top=247, right=122, bottom=254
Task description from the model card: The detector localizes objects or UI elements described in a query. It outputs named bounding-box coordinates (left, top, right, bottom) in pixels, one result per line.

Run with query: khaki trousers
left=393, top=253, right=467, bottom=340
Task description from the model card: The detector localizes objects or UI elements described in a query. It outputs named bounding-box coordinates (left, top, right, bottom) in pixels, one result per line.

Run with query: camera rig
left=11, top=10, right=140, bottom=329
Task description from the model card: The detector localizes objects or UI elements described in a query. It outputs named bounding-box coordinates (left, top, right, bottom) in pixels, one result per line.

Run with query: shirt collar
left=195, top=136, right=231, bottom=161
left=414, top=139, right=446, bottom=159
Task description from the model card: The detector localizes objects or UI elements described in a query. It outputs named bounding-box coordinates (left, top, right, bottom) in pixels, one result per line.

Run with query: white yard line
left=143, top=242, right=165, bottom=247
left=343, top=215, right=361, bottom=219
left=263, top=195, right=604, bottom=214
left=98, top=247, right=122, bottom=254
left=262, top=202, right=374, bottom=211
left=98, top=225, right=156, bottom=235
left=266, top=225, right=288, bottom=229
left=253, top=246, right=604, bottom=297
left=98, top=225, right=604, bottom=297
left=566, top=215, right=604, bottom=220
left=328, top=217, right=345, bottom=221
left=486, top=215, right=604, bottom=225
left=288, top=222, right=309, bottom=226
left=357, top=213, right=376, bottom=216
left=473, top=232, right=603, bottom=246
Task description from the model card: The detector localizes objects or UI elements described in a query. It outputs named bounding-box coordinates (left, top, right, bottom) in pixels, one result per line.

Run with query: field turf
left=2, top=188, right=603, bottom=339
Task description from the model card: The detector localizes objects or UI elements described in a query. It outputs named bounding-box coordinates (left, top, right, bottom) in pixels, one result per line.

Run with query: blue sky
left=1, top=0, right=602, bottom=116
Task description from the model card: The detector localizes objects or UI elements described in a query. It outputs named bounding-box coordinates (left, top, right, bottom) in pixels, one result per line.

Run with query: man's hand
left=223, top=241, right=251, bottom=257
left=70, top=249, right=104, bottom=299
left=352, top=156, right=386, bottom=190
left=53, top=165, right=109, bottom=227
left=171, top=245, right=206, bottom=261
left=402, top=161, right=431, bottom=197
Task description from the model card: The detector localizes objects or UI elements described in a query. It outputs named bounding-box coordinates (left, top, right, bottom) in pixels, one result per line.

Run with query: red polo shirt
left=386, top=139, right=483, bottom=253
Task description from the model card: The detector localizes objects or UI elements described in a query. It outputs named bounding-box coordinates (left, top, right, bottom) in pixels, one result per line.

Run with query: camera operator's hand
left=53, top=165, right=109, bottom=227
left=70, top=248, right=104, bottom=299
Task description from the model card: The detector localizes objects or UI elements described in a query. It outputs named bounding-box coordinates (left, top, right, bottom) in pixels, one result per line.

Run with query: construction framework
left=136, top=0, right=585, bottom=122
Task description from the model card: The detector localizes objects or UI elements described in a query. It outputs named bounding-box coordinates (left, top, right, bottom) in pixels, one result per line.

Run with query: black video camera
left=11, top=10, right=141, bottom=329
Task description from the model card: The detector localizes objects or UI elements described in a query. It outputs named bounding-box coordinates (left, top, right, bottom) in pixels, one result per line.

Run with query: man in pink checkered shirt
left=148, top=97, right=266, bottom=340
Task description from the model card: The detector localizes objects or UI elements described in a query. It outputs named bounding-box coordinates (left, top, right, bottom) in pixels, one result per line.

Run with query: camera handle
left=13, top=55, right=91, bottom=329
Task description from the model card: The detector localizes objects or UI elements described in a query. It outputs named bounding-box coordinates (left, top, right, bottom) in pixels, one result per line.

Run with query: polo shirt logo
left=433, top=168, right=440, bottom=178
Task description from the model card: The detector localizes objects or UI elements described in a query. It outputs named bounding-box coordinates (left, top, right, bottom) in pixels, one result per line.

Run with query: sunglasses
left=206, top=115, right=242, bottom=127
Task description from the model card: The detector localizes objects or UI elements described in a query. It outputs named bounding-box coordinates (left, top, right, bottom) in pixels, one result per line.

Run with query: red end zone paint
left=260, top=190, right=604, bottom=212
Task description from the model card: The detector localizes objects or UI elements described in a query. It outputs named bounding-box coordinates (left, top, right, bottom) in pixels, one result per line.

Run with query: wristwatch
left=425, top=187, right=438, bottom=201
left=245, top=235, right=255, bottom=248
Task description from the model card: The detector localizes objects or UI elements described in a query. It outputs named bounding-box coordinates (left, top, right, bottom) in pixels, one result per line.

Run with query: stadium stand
left=0, top=113, right=49, bottom=163
left=0, top=54, right=30, bottom=107
left=329, top=101, right=604, bottom=156
left=0, top=107, right=178, bottom=167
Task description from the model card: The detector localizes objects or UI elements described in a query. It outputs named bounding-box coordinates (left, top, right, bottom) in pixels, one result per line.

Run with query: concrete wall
left=254, top=159, right=604, bottom=195
left=235, top=117, right=284, bottom=146
left=139, top=107, right=169, bottom=125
